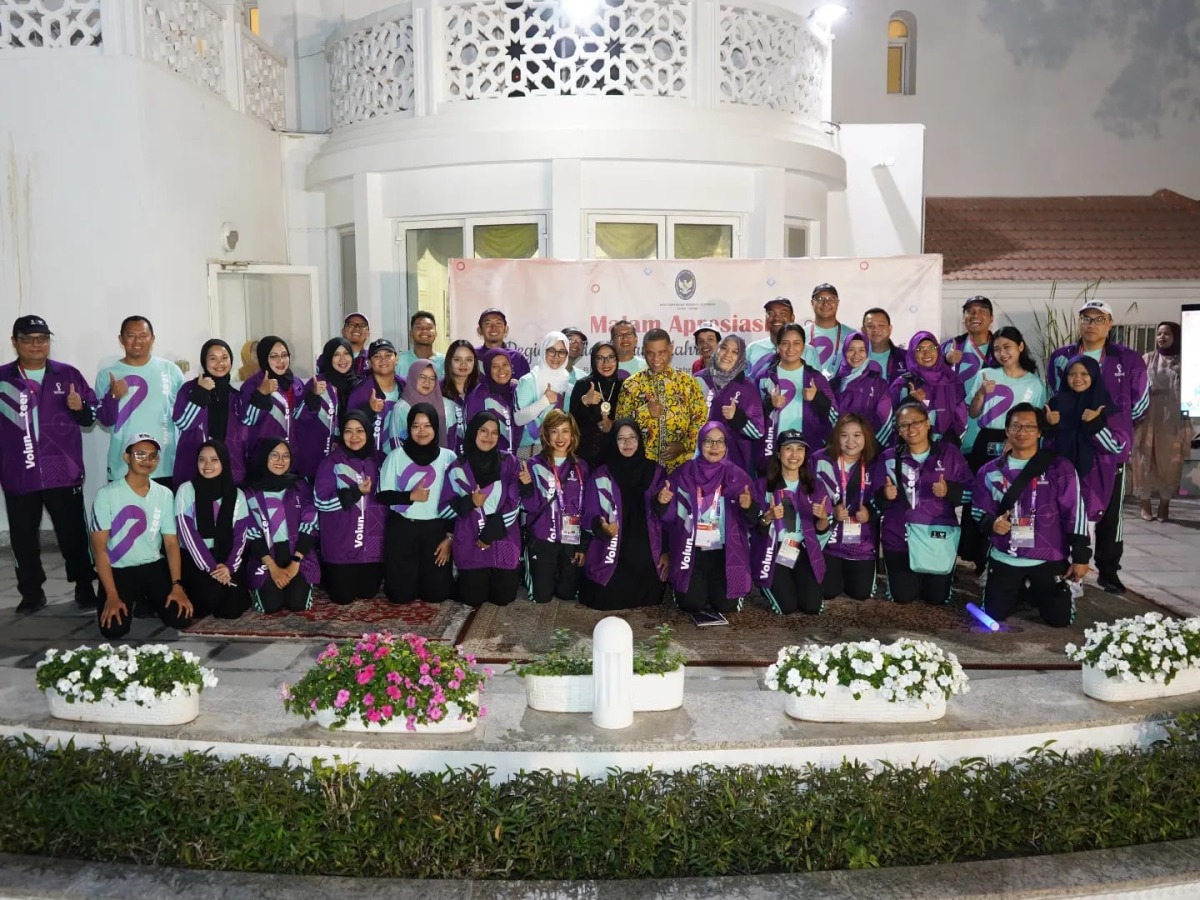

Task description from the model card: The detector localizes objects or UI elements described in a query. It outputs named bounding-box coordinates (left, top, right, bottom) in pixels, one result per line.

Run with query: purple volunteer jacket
left=244, top=480, right=321, bottom=589
left=751, top=476, right=829, bottom=589
left=439, top=455, right=522, bottom=570
left=239, top=371, right=305, bottom=458
left=174, top=482, right=252, bottom=574
left=313, top=446, right=385, bottom=564
left=696, top=372, right=766, bottom=475
left=811, top=450, right=885, bottom=562
left=657, top=457, right=759, bottom=598
left=582, top=463, right=667, bottom=587
left=463, top=385, right=518, bottom=453
left=875, top=443, right=972, bottom=554
left=875, top=345, right=908, bottom=382
left=972, top=453, right=1090, bottom=565
left=0, top=359, right=96, bottom=494
left=475, top=345, right=531, bottom=381
left=1045, top=418, right=1129, bottom=521
left=524, top=455, right=591, bottom=544
left=1047, top=341, right=1149, bottom=464
left=754, top=362, right=837, bottom=472
left=346, top=377, right=405, bottom=453
left=172, top=380, right=250, bottom=485
left=831, top=362, right=893, bottom=443
left=888, top=373, right=968, bottom=445
left=293, top=385, right=340, bottom=480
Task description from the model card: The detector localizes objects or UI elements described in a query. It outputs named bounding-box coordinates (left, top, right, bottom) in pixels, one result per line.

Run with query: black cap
left=478, top=308, right=507, bottom=325
left=763, top=297, right=793, bottom=313
left=811, top=283, right=839, bottom=300
left=12, top=315, right=52, bottom=337
left=368, top=338, right=397, bottom=357
left=777, top=429, right=808, bottom=448
left=962, top=295, right=993, bottom=313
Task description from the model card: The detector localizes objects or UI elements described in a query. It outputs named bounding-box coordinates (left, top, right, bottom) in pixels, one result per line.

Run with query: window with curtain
left=595, top=222, right=659, bottom=260
left=405, top=227, right=462, bottom=353
left=673, top=223, right=733, bottom=259
left=474, top=223, right=541, bottom=259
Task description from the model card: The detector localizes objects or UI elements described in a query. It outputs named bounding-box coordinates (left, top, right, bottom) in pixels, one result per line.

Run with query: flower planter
left=784, top=684, right=947, bottom=723
left=523, top=668, right=685, bottom=713
left=1081, top=664, right=1200, bottom=703
left=314, top=692, right=480, bottom=733
left=45, top=687, right=200, bottom=726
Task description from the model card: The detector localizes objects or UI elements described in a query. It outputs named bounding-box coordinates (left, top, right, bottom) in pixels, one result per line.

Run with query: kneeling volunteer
left=972, top=403, right=1091, bottom=627
left=92, top=434, right=193, bottom=638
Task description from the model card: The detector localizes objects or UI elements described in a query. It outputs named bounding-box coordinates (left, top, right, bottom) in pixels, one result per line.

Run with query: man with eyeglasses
left=95, top=315, right=183, bottom=486
left=862, top=308, right=908, bottom=381
left=396, top=311, right=445, bottom=376
left=562, top=326, right=589, bottom=374
left=614, top=328, right=706, bottom=472
left=746, top=299, right=794, bottom=371
left=802, top=283, right=852, bottom=379
left=1045, top=299, right=1149, bottom=594
left=340, top=314, right=372, bottom=377
left=1, top=316, right=100, bottom=613
left=691, top=322, right=720, bottom=374
left=972, top=404, right=1091, bottom=627
left=476, top=308, right=531, bottom=380
left=610, top=320, right=646, bottom=377
left=942, top=296, right=997, bottom=387
left=90, top=433, right=193, bottom=638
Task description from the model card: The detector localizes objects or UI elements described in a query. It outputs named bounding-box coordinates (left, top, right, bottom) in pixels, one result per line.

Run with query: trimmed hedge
left=4, top=718, right=1200, bottom=879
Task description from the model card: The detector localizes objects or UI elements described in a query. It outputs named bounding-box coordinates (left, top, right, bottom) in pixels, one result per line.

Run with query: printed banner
left=448, top=256, right=944, bottom=366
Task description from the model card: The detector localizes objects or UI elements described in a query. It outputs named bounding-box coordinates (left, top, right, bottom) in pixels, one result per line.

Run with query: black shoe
left=133, top=601, right=157, bottom=619
left=16, top=592, right=47, bottom=614
left=1097, top=574, right=1127, bottom=595
left=74, top=585, right=99, bottom=610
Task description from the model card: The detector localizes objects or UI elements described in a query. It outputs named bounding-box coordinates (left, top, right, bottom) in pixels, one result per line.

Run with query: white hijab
left=532, top=331, right=571, bottom=393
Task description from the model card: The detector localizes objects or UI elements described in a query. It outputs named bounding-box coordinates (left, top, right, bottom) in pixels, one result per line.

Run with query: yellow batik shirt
left=614, top=367, right=708, bottom=472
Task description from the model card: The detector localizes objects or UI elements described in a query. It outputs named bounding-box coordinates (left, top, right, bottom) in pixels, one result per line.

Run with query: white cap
left=1077, top=299, right=1113, bottom=317
left=125, top=433, right=162, bottom=452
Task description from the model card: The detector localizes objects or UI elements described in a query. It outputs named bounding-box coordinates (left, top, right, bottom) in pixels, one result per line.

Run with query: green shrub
left=3, top=718, right=1200, bottom=878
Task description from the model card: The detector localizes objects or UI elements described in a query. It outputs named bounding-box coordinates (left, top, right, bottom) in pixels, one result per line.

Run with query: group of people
left=1, top=284, right=1183, bottom=636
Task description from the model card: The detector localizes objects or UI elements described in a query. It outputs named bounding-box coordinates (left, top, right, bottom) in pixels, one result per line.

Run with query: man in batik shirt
left=615, top=328, right=707, bottom=472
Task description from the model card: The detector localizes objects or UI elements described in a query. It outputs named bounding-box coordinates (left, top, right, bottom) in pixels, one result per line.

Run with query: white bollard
left=592, top=616, right=634, bottom=729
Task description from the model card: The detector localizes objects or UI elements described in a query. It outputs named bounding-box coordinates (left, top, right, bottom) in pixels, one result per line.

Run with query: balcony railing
left=326, top=0, right=829, bottom=130
left=0, top=0, right=286, bottom=131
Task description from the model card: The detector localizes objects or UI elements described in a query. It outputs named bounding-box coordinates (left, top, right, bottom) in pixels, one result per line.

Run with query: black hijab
left=256, top=336, right=295, bottom=392
left=606, top=418, right=656, bottom=496
left=340, top=409, right=375, bottom=460
left=404, top=402, right=442, bottom=466
left=191, top=439, right=237, bottom=562
left=1049, top=354, right=1113, bottom=476
left=587, top=341, right=621, bottom=397
left=199, top=339, right=234, bottom=442
left=246, top=437, right=297, bottom=492
left=318, top=337, right=358, bottom=421
left=463, top=411, right=502, bottom=488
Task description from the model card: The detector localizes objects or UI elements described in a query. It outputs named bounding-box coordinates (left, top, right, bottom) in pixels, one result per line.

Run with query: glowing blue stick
left=966, top=603, right=1000, bottom=632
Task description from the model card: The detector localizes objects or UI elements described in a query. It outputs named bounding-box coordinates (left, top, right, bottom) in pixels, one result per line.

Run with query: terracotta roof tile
left=925, top=190, right=1200, bottom=281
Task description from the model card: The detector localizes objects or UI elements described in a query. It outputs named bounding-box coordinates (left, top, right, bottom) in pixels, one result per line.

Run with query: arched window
left=887, top=12, right=916, bottom=95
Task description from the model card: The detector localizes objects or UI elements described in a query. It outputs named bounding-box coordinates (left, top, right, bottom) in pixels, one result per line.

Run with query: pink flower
left=366, top=709, right=382, bottom=723
left=483, top=667, right=494, bottom=678
left=363, top=693, right=374, bottom=707
left=429, top=707, right=443, bottom=721
left=448, top=680, right=460, bottom=690
left=386, top=685, right=401, bottom=700
left=419, top=675, right=434, bottom=687
left=386, top=672, right=402, bottom=685
left=405, top=715, right=417, bottom=731
left=374, top=646, right=390, bottom=660
left=454, top=667, right=465, bottom=681
left=479, top=706, right=488, bottom=717
left=419, top=663, right=431, bottom=675
left=356, top=664, right=376, bottom=685
left=350, top=654, right=363, bottom=667
left=333, top=689, right=350, bottom=709
left=380, top=704, right=394, bottom=719
left=279, top=683, right=293, bottom=700
left=406, top=696, right=417, bottom=709
left=309, top=699, right=318, bottom=710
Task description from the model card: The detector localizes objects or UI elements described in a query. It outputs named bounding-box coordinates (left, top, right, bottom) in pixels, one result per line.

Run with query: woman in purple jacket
left=753, top=430, right=831, bottom=615
left=522, top=409, right=590, bottom=604
left=464, top=349, right=519, bottom=453
left=173, top=339, right=250, bottom=486
left=876, top=401, right=973, bottom=605
left=696, top=335, right=765, bottom=476
left=441, top=339, right=479, bottom=456
left=313, top=411, right=385, bottom=605
left=440, top=411, right=522, bottom=607
left=657, top=421, right=761, bottom=616
left=240, top=336, right=305, bottom=471
left=294, top=337, right=358, bottom=479
left=812, top=413, right=885, bottom=600
left=244, top=438, right=320, bottom=612
left=579, top=419, right=668, bottom=610
left=888, top=331, right=967, bottom=447
left=830, top=331, right=893, bottom=445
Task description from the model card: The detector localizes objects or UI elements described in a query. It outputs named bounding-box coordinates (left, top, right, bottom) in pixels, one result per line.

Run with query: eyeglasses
left=813, top=296, right=838, bottom=304
left=344, top=322, right=369, bottom=331
left=1007, top=424, right=1039, bottom=434
left=16, top=335, right=50, bottom=345
left=268, top=352, right=290, bottom=361
left=268, top=451, right=292, bottom=461
left=616, top=436, right=639, bottom=445
left=417, top=373, right=438, bottom=382
left=702, top=439, right=727, bottom=448
left=613, top=330, right=636, bottom=339
left=897, top=420, right=927, bottom=432
left=595, top=354, right=617, bottom=363
left=545, top=348, right=568, bottom=359
left=1078, top=315, right=1109, bottom=325
left=129, top=451, right=160, bottom=462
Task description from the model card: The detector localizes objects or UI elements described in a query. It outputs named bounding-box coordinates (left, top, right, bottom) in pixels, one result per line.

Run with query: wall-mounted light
left=809, top=3, right=848, bottom=35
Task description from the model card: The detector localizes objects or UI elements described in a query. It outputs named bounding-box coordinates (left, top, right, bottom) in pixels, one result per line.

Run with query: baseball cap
left=777, top=429, right=808, bottom=448
left=811, top=283, right=839, bottom=299
left=693, top=321, right=721, bottom=340
left=342, top=313, right=370, bottom=327
left=124, top=433, right=162, bottom=453
left=368, top=338, right=397, bottom=357
left=962, top=295, right=994, bottom=313
left=763, top=297, right=793, bottom=313
left=12, top=315, right=52, bottom=337
left=478, top=308, right=507, bottom=325
left=561, top=326, right=587, bottom=339
left=1077, top=299, right=1114, bottom=317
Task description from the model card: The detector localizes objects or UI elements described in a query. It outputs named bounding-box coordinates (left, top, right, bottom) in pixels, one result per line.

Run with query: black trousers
left=526, top=537, right=582, bottom=604
left=821, top=554, right=876, bottom=601
left=384, top=516, right=454, bottom=604
left=5, top=485, right=96, bottom=602
left=677, top=548, right=739, bottom=614
left=181, top=555, right=250, bottom=619
left=99, top=559, right=192, bottom=639
left=457, top=566, right=521, bottom=608
left=322, top=562, right=384, bottom=605
left=883, top=550, right=953, bottom=605
left=983, top=557, right=1073, bottom=628
left=762, top=550, right=823, bottom=615
left=255, top=576, right=312, bottom=613
left=1094, top=463, right=1126, bottom=579
left=957, top=503, right=988, bottom=570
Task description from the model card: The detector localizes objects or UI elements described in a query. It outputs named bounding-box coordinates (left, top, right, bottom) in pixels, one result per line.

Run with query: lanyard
left=1075, top=341, right=1106, bottom=366
left=549, top=460, right=583, bottom=514
left=966, top=336, right=989, bottom=363
left=17, top=364, right=40, bottom=398
left=999, top=466, right=1038, bottom=518
left=837, top=456, right=866, bottom=505
left=699, top=484, right=723, bottom=521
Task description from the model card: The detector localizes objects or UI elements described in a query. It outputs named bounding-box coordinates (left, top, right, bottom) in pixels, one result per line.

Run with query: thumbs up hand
left=197, top=375, right=216, bottom=392
left=369, top=390, right=385, bottom=414
left=766, top=496, right=785, bottom=522
left=834, top=503, right=850, bottom=523
left=1044, top=404, right=1060, bottom=426
left=109, top=372, right=128, bottom=400
left=855, top=504, right=870, bottom=524
left=543, top=383, right=559, bottom=404
left=945, top=347, right=964, bottom=366
left=993, top=511, right=1012, bottom=535
left=981, top=374, right=997, bottom=395
left=770, top=385, right=787, bottom=410
left=721, top=399, right=737, bottom=420
left=909, top=384, right=928, bottom=403
left=803, top=383, right=818, bottom=402
left=312, top=378, right=327, bottom=397
left=1082, top=405, right=1106, bottom=423
left=583, top=382, right=602, bottom=406
left=656, top=479, right=673, bottom=505
left=932, top=473, right=948, bottom=498
left=600, top=516, right=619, bottom=539
left=258, top=375, right=278, bottom=396
left=358, top=474, right=373, bottom=495
left=518, top=459, right=532, bottom=485
left=739, top=483, right=753, bottom=510
left=66, top=383, right=83, bottom=411
left=883, top=476, right=898, bottom=501
left=410, top=478, right=430, bottom=503
left=471, top=484, right=487, bottom=508
left=812, top=497, right=829, bottom=521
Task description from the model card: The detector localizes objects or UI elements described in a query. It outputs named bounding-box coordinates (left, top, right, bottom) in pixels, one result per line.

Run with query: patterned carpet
left=454, top=568, right=1176, bottom=670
